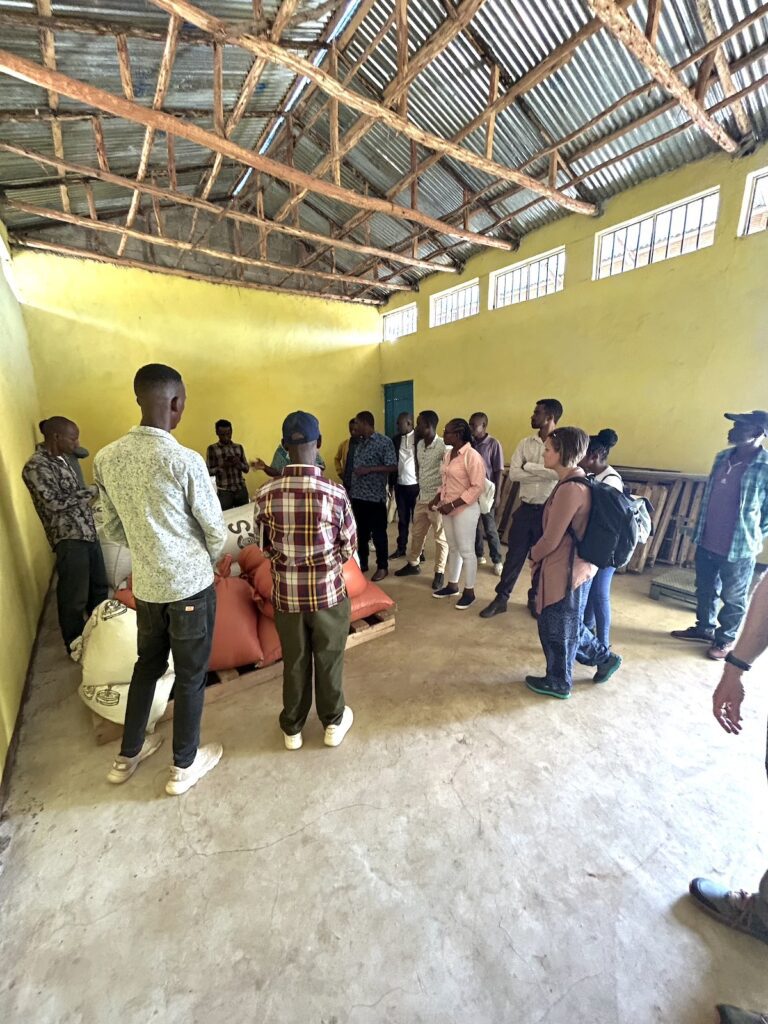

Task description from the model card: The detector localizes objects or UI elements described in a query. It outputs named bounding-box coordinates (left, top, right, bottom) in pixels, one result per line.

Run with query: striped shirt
left=253, top=464, right=357, bottom=613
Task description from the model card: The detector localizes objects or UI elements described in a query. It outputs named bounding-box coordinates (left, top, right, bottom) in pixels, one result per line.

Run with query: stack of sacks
left=72, top=599, right=174, bottom=728
left=98, top=532, right=132, bottom=593
left=115, top=554, right=263, bottom=672
left=221, top=503, right=259, bottom=560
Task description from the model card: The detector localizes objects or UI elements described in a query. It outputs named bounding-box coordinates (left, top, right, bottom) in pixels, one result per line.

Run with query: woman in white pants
left=430, top=418, right=486, bottom=609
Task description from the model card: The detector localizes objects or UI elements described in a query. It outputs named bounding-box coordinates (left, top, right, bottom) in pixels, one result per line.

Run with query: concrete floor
left=1, top=539, right=767, bottom=1024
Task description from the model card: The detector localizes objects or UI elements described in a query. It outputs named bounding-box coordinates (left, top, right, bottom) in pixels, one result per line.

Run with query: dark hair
left=549, top=426, right=589, bottom=467
left=38, top=419, right=47, bottom=434
left=537, top=398, right=563, bottom=423
left=215, top=419, right=232, bottom=431
left=418, top=409, right=439, bottom=430
left=446, top=418, right=472, bottom=445
left=469, top=411, right=488, bottom=425
left=348, top=418, right=356, bottom=428
left=587, top=428, right=619, bottom=458
left=134, top=363, right=182, bottom=397
left=356, top=410, right=375, bottom=428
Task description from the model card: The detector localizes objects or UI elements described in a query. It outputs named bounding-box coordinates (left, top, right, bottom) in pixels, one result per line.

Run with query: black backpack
left=558, top=477, right=640, bottom=570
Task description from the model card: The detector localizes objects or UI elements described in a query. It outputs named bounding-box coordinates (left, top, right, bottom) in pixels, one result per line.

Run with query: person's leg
left=475, top=517, right=485, bottom=559
left=525, top=505, right=545, bottom=609
left=120, top=599, right=172, bottom=758
left=54, top=539, right=92, bottom=650
left=402, top=501, right=429, bottom=567
left=442, top=515, right=462, bottom=588
left=715, top=556, right=755, bottom=646
left=234, top=483, right=250, bottom=507
left=534, top=584, right=591, bottom=694
left=218, top=490, right=235, bottom=511
left=87, top=540, right=109, bottom=614
left=394, top=484, right=409, bottom=554
left=370, top=500, right=389, bottom=571
left=588, top=566, right=615, bottom=649
left=351, top=499, right=372, bottom=571
left=430, top=509, right=449, bottom=574
left=453, top=506, right=481, bottom=588
left=310, top=599, right=350, bottom=727
left=694, top=546, right=720, bottom=635
left=494, top=504, right=538, bottom=605
left=482, top=512, right=503, bottom=566
left=274, top=610, right=313, bottom=735
left=166, top=585, right=217, bottom=768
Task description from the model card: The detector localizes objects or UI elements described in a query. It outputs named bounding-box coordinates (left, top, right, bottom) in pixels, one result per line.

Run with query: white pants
left=443, top=503, right=481, bottom=588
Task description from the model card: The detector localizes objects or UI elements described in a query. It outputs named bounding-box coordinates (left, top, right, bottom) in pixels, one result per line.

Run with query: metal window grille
left=430, top=279, right=480, bottom=327
left=595, top=189, right=720, bottom=280
left=382, top=303, right=417, bottom=341
left=491, top=248, right=566, bottom=309
left=742, top=169, right=768, bottom=236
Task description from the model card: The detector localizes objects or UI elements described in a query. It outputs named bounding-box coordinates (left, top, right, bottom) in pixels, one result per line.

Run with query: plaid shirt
left=693, top=447, right=768, bottom=561
left=254, top=465, right=357, bottom=613
left=206, top=441, right=249, bottom=492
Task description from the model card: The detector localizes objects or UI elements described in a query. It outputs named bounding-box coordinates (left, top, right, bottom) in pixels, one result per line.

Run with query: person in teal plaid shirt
left=671, top=410, right=768, bottom=661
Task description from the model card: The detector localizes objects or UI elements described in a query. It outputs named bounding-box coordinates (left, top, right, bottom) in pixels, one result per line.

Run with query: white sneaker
left=478, top=556, right=488, bottom=565
left=324, top=706, right=353, bottom=748
left=493, top=562, right=503, bottom=576
left=165, top=742, right=223, bottom=796
left=107, top=735, right=163, bottom=784
left=283, top=731, right=303, bottom=750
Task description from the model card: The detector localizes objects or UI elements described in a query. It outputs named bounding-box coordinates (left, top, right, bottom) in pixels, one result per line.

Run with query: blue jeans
left=694, top=546, right=754, bottom=645
left=536, top=581, right=611, bottom=694
left=584, top=566, right=616, bottom=649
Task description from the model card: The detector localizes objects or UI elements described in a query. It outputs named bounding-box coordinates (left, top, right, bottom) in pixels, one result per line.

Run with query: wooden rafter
left=0, top=140, right=458, bottom=275
left=0, top=49, right=512, bottom=250
left=695, top=0, right=752, bottom=139
left=645, top=0, right=663, bottom=46
left=149, top=0, right=595, bottom=216
left=588, top=0, right=738, bottom=153
left=35, top=0, right=70, bottom=215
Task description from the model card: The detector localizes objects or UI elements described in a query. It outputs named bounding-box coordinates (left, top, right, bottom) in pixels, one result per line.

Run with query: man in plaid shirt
left=254, top=411, right=357, bottom=750
left=206, top=419, right=250, bottom=509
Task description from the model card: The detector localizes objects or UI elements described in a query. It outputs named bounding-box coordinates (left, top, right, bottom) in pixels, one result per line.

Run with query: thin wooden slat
left=647, top=479, right=683, bottom=566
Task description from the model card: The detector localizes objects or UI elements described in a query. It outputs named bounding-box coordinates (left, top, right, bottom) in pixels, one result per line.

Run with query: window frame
left=737, top=166, right=768, bottom=238
left=592, top=186, right=720, bottom=280
left=381, top=301, right=418, bottom=342
left=429, top=277, right=480, bottom=329
left=488, top=246, right=566, bottom=311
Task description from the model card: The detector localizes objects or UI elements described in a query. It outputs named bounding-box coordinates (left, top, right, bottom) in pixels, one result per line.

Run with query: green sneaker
left=525, top=676, right=570, bottom=699
left=594, top=653, right=622, bottom=684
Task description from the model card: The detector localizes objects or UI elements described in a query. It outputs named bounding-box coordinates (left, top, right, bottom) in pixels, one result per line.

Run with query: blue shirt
left=693, top=447, right=768, bottom=561
left=349, top=432, right=397, bottom=503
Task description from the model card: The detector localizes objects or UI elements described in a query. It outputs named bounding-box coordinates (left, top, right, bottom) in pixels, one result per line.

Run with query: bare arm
left=712, top=570, right=768, bottom=734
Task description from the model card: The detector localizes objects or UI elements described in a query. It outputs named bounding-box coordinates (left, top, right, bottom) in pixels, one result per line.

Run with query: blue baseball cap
left=282, top=411, right=320, bottom=445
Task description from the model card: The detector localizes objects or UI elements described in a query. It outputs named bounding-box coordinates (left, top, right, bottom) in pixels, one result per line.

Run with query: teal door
left=384, top=380, right=414, bottom=438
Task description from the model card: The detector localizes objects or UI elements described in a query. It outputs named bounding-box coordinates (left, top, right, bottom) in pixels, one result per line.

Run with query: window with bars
left=429, top=279, right=480, bottom=328
left=490, top=247, right=566, bottom=310
left=594, top=188, right=720, bottom=280
left=382, top=302, right=418, bottom=341
left=738, top=167, right=768, bottom=237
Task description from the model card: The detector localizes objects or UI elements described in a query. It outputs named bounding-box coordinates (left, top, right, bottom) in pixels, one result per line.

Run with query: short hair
left=549, top=426, right=589, bottom=467
left=355, top=410, right=375, bottom=429
left=418, top=409, right=439, bottom=430
left=537, top=398, right=563, bottom=423
left=469, top=411, right=488, bottom=425
left=587, top=428, right=619, bottom=457
left=38, top=419, right=47, bottom=434
left=42, top=416, right=76, bottom=438
left=446, top=418, right=472, bottom=445
left=215, top=419, right=232, bottom=431
left=134, top=363, right=182, bottom=398
left=348, top=418, right=356, bottom=428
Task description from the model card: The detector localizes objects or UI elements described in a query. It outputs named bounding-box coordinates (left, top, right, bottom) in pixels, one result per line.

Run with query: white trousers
left=442, top=503, right=481, bottom=588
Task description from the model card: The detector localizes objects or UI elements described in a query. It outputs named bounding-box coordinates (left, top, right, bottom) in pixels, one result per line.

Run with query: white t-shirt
left=397, top=431, right=417, bottom=486
left=595, top=465, right=623, bottom=491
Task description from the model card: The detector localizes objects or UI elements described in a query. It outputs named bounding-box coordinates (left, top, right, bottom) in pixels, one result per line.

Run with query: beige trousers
left=405, top=501, right=449, bottom=573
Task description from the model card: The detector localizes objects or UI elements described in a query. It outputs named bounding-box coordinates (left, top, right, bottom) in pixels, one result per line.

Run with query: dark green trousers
left=274, top=598, right=350, bottom=734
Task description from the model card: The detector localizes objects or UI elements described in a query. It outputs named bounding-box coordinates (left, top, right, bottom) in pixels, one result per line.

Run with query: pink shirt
left=438, top=443, right=486, bottom=515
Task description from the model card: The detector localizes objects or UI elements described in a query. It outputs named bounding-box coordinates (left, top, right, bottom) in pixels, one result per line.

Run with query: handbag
left=463, top=448, right=496, bottom=514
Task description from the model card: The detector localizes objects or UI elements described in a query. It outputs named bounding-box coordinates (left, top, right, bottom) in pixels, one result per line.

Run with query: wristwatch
left=724, top=651, right=752, bottom=671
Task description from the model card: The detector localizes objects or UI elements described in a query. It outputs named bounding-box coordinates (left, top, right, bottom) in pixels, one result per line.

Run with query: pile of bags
left=77, top=545, right=394, bottom=726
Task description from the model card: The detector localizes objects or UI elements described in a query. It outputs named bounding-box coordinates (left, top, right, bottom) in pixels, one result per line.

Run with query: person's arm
left=523, top=462, right=559, bottom=479
left=759, top=479, right=768, bottom=537
left=491, top=440, right=504, bottom=505
left=334, top=441, right=345, bottom=478
left=529, top=484, right=582, bottom=561
left=238, top=444, right=249, bottom=475
left=712, top=570, right=768, bottom=734
left=354, top=437, right=397, bottom=477
left=23, top=460, right=93, bottom=514
left=506, top=440, right=529, bottom=483
left=250, top=458, right=281, bottom=478
left=186, top=455, right=228, bottom=561
left=93, top=462, right=129, bottom=546
left=338, top=492, right=358, bottom=562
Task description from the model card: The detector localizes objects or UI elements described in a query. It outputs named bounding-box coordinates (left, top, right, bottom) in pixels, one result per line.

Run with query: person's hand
left=249, top=458, right=268, bottom=472
left=712, top=665, right=746, bottom=735
left=354, top=466, right=371, bottom=477
left=437, top=502, right=454, bottom=515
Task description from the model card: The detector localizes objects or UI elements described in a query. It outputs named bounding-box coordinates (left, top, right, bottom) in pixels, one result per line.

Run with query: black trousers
left=121, top=584, right=216, bottom=768
left=351, top=498, right=388, bottom=571
left=394, top=483, right=420, bottom=552
left=218, top=484, right=249, bottom=510
left=55, top=539, right=109, bottom=651
left=495, top=502, right=545, bottom=605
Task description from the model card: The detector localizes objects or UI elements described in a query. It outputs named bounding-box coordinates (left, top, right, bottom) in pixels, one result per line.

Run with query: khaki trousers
left=405, top=501, right=448, bottom=573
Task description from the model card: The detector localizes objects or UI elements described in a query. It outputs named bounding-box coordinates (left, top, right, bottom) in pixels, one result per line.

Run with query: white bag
left=463, top=449, right=495, bottom=515
left=72, top=600, right=174, bottom=729
left=98, top=533, right=132, bottom=590
left=222, top=502, right=259, bottom=558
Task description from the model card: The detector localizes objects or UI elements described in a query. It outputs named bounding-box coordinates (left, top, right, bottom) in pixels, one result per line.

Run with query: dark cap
left=724, top=410, right=768, bottom=434
left=282, top=411, right=320, bottom=445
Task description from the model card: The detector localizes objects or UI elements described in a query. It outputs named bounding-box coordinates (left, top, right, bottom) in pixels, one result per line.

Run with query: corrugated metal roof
left=1, top=0, right=767, bottom=302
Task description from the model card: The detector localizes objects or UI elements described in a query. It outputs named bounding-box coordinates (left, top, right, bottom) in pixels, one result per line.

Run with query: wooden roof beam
left=35, top=0, right=71, bottom=215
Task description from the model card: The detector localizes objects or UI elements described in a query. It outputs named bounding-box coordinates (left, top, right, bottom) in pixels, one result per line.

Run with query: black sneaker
left=479, top=599, right=507, bottom=619
left=432, top=586, right=459, bottom=600
left=394, top=562, right=421, bottom=577
left=670, top=626, right=715, bottom=643
left=389, top=548, right=407, bottom=559
left=593, top=653, right=622, bottom=684
left=419, top=552, right=426, bottom=562
left=525, top=676, right=570, bottom=699
left=717, top=1005, right=768, bottom=1024
left=431, top=573, right=444, bottom=591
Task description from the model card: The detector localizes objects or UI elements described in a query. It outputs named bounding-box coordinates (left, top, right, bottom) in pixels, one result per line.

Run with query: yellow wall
left=13, top=256, right=382, bottom=482
left=381, top=146, right=768, bottom=475
left=0, top=226, right=52, bottom=777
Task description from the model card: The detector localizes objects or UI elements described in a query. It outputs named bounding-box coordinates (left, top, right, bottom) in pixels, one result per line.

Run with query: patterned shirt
left=349, top=432, right=397, bottom=503
left=253, top=465, right=357, bottom=613
left=94, top=426, right=227, bottom=604
left=270, top=444, right=325, bottom=473
left=416, top=436, right=447, bottom=503
left=693, top=447, right=768, bottom=561
left=22, top=448, right=97, bottom=549
left=206, top=441, right=249, bottom=492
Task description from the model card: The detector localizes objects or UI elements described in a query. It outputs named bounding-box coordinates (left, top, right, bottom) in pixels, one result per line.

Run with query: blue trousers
left=537, top=581, right=611, bottom=694
left=584, top=566, right=616, bottom=649
left=694, top=546, right=754, bottom=645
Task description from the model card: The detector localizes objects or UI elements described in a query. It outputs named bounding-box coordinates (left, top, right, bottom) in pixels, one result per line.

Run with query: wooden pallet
left=89, top=607, right=396, bottom=745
